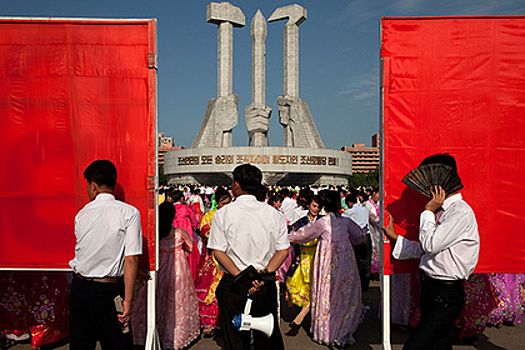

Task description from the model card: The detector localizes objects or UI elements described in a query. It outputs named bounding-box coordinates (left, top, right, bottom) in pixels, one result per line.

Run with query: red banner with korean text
left=0, top=18, right=157, bottom=270
left=381, top=16, right=525, bottom=274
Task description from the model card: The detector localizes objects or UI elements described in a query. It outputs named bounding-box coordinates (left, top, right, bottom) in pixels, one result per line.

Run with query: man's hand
left=117, top=299, right=132, bottom=326
left=425, top=186, right=445, bottom=213
left=381, top=214, right=398, bottom=243
left=248, top=280, right=265, bottom=295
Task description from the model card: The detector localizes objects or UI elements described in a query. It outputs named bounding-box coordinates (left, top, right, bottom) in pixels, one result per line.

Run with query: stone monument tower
left=245, top=10, right=272, bottom=147
left=165, top=2, right=351, bottom=186
left=269, top=4, right=325, bottom=149
left=192, top=2, right=245, bottom=148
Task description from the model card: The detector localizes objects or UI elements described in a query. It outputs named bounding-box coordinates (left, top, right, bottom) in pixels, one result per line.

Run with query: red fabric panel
left=381, top=16, right=525, bottom=274
left=0, top=20, right=156, bottom=270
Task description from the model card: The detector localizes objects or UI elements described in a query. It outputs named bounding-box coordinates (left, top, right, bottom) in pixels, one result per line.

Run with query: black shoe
left=285, top=321, right=301, bottom=336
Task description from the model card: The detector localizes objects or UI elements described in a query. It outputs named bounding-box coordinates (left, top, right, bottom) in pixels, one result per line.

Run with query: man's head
left=419, top=153, right=457, bottom=170
left=345, top=193, right=358, bottom=208
left=83, top=160, right=117, bottom=201
left=232, top=164, right=263, bottom=197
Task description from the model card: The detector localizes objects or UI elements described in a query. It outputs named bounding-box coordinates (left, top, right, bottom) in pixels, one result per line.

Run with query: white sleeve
left=419, top=209, right=469, bottom=255
left=124, top=209, right=143, bottom=256
left=207, top=210, right=228, bottom=251
left=392, top=235, right=424, bottom=260
left=275, top=213, right=290, bottom=250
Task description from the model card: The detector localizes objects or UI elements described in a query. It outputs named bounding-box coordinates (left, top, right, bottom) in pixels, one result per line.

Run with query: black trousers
left=403, top=272, right=466, bottom=350
left=69, top=276, right=133, bottom=350
left=353, top=234, right=372, bottom=291
left=216, top=273, right=284, bottom=350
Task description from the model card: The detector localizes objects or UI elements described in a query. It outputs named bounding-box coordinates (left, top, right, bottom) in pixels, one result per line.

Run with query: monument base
left=164, top=146, right=352, bottom=186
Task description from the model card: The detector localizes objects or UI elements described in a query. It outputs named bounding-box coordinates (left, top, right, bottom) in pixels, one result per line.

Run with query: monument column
left=192, top=2, right=245, bottom=148
left=245, top=10, right=272, bottom=147
left=269, top=4, right=325, bottom=149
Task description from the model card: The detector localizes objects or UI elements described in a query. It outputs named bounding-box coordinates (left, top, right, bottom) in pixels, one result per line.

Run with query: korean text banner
left=381, top=16, right=525, bottom=274
left=0, top=19, right=157, bottom=270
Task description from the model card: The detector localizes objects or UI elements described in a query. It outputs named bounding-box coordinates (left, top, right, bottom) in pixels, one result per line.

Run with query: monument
left=165, top=2, right=352, bottom=186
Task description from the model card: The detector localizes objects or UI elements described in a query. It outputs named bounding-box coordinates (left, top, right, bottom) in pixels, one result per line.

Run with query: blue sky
left=1, top=1, right=524, bottom=149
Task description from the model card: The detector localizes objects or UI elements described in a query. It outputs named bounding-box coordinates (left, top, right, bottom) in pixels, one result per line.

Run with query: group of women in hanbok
left=282, top=190, right=368, bottom=347
left=132, top=188, right=232, bottom=349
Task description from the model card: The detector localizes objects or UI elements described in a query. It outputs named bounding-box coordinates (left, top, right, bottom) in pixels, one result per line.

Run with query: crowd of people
left=1, top=160, right=525, bottom=350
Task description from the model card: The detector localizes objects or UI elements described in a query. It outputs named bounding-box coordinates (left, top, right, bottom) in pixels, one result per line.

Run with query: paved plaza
left=9, top=281, right=525, bottom=350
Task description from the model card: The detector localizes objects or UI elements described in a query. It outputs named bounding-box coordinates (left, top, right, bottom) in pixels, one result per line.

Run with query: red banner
left=381, top=16, right=525, bottom=274
left=0, top=19, right=157, bottom=270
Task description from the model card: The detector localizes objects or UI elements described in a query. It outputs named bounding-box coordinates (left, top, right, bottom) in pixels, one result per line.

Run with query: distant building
left=158, top=133, right=184, bottom=166
left=341, top=134, right=380, bottom=173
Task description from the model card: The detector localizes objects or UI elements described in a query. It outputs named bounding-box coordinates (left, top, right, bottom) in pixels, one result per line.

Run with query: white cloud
left=339, top=71, right=378, bottom=105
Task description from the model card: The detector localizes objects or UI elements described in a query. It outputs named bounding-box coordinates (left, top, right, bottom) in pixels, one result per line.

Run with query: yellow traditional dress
left=286, top=215, right=319, bottom=307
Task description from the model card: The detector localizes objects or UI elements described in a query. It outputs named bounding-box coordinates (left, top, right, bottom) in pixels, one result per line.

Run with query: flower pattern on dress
left=289, top=213, right=365, bottom=346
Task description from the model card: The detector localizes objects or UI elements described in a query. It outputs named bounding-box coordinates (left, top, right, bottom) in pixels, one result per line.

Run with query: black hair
left=167, top=189, right=184, bottom=203
left=323, top=190, right=341, bottom=215
left=254, top=185, right=268, bottom=202
left=83, top=160, right=117, bottom=189
left=159, top=201, right=176, bottom=240
left=232, top=164, right=264, bottom=196
left=268, top=193, right=285, bottom=206
left=309, top=194, right=323, bottom=208
left=280, top=188, right=290, bottom=198
left=345, top=193, right=358, bottom=206
left=215, top=187, right=231, bottom=203
left=359, top=190, right=369, bottom=201
left=419, top=153, right=457, bottom=170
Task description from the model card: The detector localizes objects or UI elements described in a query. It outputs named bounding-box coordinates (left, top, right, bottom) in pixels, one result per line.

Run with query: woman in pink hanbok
left=195, top=187, right=231, bottom=336
left=288, top=191, right=366, bottom=347
left=132, top=201, right=200, bottom=349
left=170, top=189, right=201, bottom=283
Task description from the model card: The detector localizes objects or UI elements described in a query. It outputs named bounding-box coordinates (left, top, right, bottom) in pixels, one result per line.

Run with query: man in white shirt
left=69, top=160, right=142, bottom=350
left=382, top=154, right=479, bottom=350
left=280, top=188, right=298, bottom=225
left=208, top=164, right=289, bottom=350
left=343, top=193, right=372, bottom=291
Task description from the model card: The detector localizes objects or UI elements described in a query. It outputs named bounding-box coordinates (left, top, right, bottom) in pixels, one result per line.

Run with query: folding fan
left=402, top=163, right=464, bottom=197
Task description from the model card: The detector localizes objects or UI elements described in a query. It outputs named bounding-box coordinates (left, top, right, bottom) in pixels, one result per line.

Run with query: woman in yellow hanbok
left=286, top=195, right=323, bottom=336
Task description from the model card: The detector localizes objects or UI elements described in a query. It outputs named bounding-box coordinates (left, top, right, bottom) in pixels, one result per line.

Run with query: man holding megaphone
left=208, top=164, right=289, bottom=350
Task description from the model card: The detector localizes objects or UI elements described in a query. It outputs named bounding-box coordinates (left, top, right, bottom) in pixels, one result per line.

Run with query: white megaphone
left=232, top=298, right=274, bottom=337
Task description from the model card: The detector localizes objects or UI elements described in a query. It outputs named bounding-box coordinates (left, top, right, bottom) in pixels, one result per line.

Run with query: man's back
left=342, top=204, right=369, bottom=230
left=209, top=195, right=288, bottom=271
left=71, top=193, right=141, bottom=278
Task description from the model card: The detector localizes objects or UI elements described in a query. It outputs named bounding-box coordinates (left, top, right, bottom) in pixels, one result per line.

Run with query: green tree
left=159, top=165, right=168, bottom=186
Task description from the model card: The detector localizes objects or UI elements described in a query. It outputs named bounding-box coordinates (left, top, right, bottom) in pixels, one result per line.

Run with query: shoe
left=285, top=321, right=301, bottom=336
left=202, top=328, right=214, bottom=338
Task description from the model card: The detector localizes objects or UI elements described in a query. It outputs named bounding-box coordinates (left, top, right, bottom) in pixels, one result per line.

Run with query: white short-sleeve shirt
left=208, top=195, right=289, bottom=272
left=69, top=193, right=142, bottom=278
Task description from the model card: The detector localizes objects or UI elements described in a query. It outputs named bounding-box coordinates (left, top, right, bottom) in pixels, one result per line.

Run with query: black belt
left=74, top=274, right=123, bottom=283
left=420, top=271, right=463, bottom=286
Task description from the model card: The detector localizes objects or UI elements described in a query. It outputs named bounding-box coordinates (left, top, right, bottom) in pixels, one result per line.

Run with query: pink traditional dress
left=453, top=274, right=496, bottom=338
left=173, top=202, right=201, bottom=282
left=132, top=227, right=200, bottom=349
left=289, top=213, right=365, bottom=347
left=487, top=273, right=525, bottom=326
left=194, top=209, right=223, bottom=330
